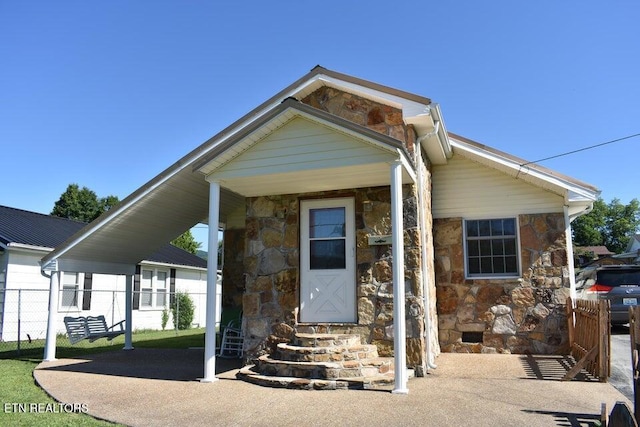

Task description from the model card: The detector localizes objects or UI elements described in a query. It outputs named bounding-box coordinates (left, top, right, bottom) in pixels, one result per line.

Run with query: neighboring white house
left=0, top=205, right=216, bottom=342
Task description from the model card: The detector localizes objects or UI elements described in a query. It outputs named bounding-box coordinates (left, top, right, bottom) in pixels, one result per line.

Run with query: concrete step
left=275, top=342, right=379, bottom=363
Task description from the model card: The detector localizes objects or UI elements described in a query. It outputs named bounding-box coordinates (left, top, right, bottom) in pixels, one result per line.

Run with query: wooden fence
left=564, top=296, right=610, bottom=381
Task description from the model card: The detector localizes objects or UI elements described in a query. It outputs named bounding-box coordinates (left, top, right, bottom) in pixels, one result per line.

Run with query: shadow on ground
left=36, top=348, right=242, bottom=381
left=521, top=409, right=603, bottom=427
left=520, top=354, right=598, bottom=382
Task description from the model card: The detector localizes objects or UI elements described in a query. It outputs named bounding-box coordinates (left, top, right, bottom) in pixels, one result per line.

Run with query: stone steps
left=236, top=332, right=403, bottom=391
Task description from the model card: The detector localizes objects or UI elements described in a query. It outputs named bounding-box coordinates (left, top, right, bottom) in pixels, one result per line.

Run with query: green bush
left=161, top=308, right=170, bottom=330
left=171, top=292, right=194, bottom=330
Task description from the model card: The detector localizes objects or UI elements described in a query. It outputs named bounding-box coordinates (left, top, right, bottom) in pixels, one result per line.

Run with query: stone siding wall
left=241, top=186, right=428, bottom=372
left=434, top=213, right=570, bottom=354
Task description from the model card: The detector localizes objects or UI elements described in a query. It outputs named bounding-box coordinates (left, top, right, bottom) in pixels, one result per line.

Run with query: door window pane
left=310, top=240, right=346, bottom=269
left=309, top=208, right=345, bottom=238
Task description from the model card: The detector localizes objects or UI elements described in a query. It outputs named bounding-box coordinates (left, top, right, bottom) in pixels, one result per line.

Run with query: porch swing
left=63, top=287, right=126, bottom=345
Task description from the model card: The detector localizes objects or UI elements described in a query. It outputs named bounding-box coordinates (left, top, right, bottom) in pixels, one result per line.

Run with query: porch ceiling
left=41, top=167, right=244, bottom=273
left=216, top=163, right=410, bottom=198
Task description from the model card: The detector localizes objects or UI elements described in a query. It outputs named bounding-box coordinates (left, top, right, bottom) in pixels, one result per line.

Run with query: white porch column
left=564, top=205, right=578, bottom=303
left=44, top=271, right=62, bottom=361
left=124, top=274, right=134, bottom=350
left=202, top=180, right=221, bottom=383
left=390, top=159, right=408, bottom=394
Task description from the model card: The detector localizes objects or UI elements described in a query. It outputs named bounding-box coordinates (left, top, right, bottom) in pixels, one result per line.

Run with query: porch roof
left=41, top=66, right=433, bottom=274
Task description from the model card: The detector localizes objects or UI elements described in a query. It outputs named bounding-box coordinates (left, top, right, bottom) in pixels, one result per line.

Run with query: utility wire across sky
left=521, top=132, right=640, bottom=167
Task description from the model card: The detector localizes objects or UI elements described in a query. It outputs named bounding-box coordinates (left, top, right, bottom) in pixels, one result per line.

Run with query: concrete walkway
left=35, top=349, right=631, bottom=427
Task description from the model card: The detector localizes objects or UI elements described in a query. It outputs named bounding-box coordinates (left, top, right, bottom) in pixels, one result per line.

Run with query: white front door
left=300, top=197, right=356, bottom=323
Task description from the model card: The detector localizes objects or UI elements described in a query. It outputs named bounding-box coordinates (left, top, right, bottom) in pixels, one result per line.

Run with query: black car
left=575, top=265, right=640, bottom=325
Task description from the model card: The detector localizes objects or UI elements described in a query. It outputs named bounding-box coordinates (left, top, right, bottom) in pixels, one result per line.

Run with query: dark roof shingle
left=0, top=205, right=206, bottom=269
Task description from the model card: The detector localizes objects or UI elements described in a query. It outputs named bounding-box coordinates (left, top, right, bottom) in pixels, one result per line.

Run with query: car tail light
left=586, top=283, right=614, bottom=294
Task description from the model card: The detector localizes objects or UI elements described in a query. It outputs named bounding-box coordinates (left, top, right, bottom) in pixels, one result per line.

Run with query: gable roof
left=40, top=66, right=597, bottom=274
left=193, top=97, right=415, bottom=196
left=41, top=66, right=446, bottom=273
left=0, top=206, right=206, bottom=269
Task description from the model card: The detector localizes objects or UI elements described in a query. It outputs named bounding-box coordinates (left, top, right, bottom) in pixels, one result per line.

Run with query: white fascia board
left=139, top=260, right=207, bottom=272
left=451, top=138, right=598, bottom=202
left=7, top=243, right=53, bottom=253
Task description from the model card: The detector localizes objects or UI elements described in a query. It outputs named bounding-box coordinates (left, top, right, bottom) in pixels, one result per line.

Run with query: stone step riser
left=293, top=333, right=361, bottom=348
left=276, top=343, right=379, bottom=363
left=237, top=365, right=396, bottom=391
left=256, top=356, right=392, bottom=380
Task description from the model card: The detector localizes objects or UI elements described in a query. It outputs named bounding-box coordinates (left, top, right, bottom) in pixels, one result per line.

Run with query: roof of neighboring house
left=576, top=246, right=615, bottom=256
left=627, top=234, right=640, bottom=251
left=0, top=205, right=206, bottom=269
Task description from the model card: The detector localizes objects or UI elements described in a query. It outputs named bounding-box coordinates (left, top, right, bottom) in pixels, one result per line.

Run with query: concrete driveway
left=35, top=349, right=631, bottom=427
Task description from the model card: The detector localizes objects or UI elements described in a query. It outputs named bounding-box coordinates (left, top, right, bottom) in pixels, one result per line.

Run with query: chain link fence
left=0, top=288, right=210, bottom=356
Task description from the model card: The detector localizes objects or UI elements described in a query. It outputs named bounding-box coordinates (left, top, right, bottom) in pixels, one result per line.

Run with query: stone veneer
left=240, top=186, right=430, bottom=372
left=434, top=213, right=571, bottom=354
left=218, top=85, right=441, bottom=374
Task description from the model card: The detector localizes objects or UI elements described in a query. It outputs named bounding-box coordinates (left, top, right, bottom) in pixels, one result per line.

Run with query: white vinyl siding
left=210, top=117, right=396, bottom=179
left=432, top=155, right=564, bottom=219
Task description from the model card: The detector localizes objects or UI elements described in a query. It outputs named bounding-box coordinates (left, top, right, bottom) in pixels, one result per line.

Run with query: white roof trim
left=449, top=135, right=599, bottom=202
left=139, top=260, right=207, bottom=272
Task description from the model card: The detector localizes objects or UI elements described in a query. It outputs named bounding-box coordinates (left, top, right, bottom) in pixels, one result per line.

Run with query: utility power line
left=521, top=132, right=640, bottom=167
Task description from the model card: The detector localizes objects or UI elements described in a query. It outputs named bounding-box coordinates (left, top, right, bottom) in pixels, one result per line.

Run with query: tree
left=51, top=184, right=119, bottom=222
left=572, top=197, right=640, bottom=253
left=170, top=229, right=201, bottom=254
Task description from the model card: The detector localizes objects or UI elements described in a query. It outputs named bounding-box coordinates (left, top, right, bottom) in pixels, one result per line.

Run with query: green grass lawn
left=0, top=329, right=205, bottom=426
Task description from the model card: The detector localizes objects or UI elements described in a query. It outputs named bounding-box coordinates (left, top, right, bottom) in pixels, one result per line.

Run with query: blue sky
left=1, top=1, right=638, bottom=250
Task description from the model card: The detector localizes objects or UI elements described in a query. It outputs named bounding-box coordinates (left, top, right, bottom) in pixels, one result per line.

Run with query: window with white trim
left=140, top=268, right=169, bottom=309
left=464, top=218, right=519, bottom=278
left=61, top=272, right=80, bottom=309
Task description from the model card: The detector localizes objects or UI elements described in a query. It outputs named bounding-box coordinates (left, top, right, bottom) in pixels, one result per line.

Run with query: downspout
left=564, top=201, right=593, bottom=304
left=414, top=141, right=437, bottom=371
left=563, top=205, right=577, bottom=303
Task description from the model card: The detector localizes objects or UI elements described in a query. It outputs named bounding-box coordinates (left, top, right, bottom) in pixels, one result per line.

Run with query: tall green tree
left=52, top=184, right=202, bottom=253
left=171, top=230, right=201, bottom=255
left=51, top=184, right=118, bottom=222
left=572, top=197, right=640, bottom=253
